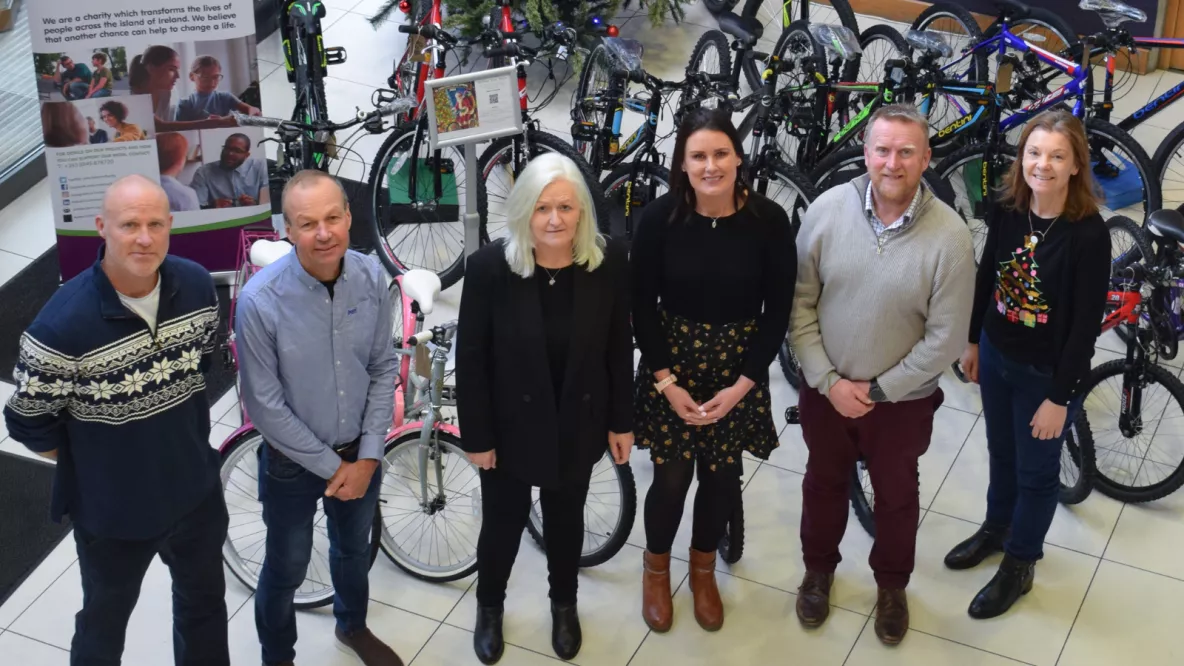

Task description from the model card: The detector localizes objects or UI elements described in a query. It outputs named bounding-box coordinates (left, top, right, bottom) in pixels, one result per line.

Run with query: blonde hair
left=502, top=153, right=605, bottom=278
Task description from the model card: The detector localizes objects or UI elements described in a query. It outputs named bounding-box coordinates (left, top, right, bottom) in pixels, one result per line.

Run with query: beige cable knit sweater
left=791, top=174, right=975, bottom=403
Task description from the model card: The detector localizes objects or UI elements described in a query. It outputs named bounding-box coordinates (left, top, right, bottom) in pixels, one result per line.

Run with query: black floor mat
left=0, top=452, right=72, bottom=606
left=0, top=249, right=236, bottom=405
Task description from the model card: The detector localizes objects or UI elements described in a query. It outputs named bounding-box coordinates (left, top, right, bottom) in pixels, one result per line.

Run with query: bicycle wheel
left=600, top=161, right=672, bottom=241
left=772, top=19, right=827, bottom=167
left=740, top=0, right=858, bottom=89
left=850, top=24, right=909, bottom=89
left=380, top=429, right=481, bottom=581
left=685, top=30, right=732, bottom=112
left=478, top=129, right=611, bottom=237
left=221, top=428, right=382, bottom=608
left=1080, top=359, right=1184, bottom=503
left=366, top=121, right=475, bottom=288
left=574, top=42, right=614, bottom=165
left=1087, top=118, right=1160, bottom=224
left=850, top=459, right=874, bottom=537
left=934, top=142, right=1017, bottom=265
left=1059, top=410, right=1095, bottom=505
left=526, top=451, right=638, bottom=568
left=1151, top=120, right=1184, bottom=213
left=910, top=3, right=988, bottom=158
left=983, top=8, right=1079, bottom=105
left=1107, top=214, right=1153, bottom=274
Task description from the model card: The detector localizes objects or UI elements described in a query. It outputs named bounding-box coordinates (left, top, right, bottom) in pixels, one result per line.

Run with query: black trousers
left=71, top=486, right=230, bottom=666
left=644, top=456, right=741, bottom=554
left=475, top=467, right=590, bottom=607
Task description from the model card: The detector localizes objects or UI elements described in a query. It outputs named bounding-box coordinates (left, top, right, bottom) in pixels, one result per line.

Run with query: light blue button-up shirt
left=235, top=248, right=396, bottom=479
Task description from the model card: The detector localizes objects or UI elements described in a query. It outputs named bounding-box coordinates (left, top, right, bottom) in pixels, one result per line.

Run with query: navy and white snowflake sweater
left=3, top=250, right=222, bottom=540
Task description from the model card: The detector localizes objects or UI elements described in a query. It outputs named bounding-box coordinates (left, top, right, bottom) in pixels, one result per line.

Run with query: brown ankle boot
left=642, top=550, right=673, bottom=632
left=688, top=548, right=723, bottom=631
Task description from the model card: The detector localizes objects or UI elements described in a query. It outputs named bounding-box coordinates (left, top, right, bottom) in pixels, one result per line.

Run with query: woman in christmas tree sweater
left=947, top=109, right=1110, bottom=618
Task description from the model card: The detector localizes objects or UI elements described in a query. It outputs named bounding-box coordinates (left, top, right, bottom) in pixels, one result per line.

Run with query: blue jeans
left=979, top=333, right=1079, bottom=561
left=254, top=443, right=380, bottom=665
left=62, top=81, right=90, bottom=100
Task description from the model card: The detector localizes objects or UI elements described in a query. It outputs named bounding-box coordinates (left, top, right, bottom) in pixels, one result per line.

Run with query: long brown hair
left=129, top=45, right=178, bottom=92
left=999, top=109, right=1101, bottom=220
left=668, top=108, right=749, bottom=224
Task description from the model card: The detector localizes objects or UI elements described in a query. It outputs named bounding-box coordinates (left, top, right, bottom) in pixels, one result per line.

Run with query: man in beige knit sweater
left=790, top=105, right=974, bottom=645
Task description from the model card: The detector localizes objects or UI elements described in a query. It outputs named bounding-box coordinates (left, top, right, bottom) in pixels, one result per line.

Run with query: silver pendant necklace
left=541, top=265, right=564, bottom=286
left=1026, top=209, right=1061, bottom=251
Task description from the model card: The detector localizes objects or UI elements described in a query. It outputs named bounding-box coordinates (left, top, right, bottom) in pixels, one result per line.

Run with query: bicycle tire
left=686, top=30, right=733, bottom=110
left=220, top=428, right=381, bottom=609
left=740, top=0, right=859, bottom=91
left=600, top=161, right=672, bottom=241
left=1086, top=117, right=1161, bottom=224
left=849, top=24, right=909, bottom=86
left=526, top=452, right=638, bottom=568
left=933, top=142, right=1016, bottom=265
left=717, top=489, right=745, bottom=564
left=366, top=120, right=474, bottom=287
left=850, top=460, right=874, bottom=537
left=910, top=3, right=988, bottom=158
left=1107, top=214, right=1153, bottom=274
left=771, top=20, right=833, bottom=169
left=1080, top=359, right=1184, bottom=503
left=1059, top=410, right=1095, bottom=505
left=477, top=128, right=611, bottom=236
left=380, top=429, right=481, bottom=582
left=1150, top=119, right=1184, bottom=213
left=574, top=42, right=613, bottom=166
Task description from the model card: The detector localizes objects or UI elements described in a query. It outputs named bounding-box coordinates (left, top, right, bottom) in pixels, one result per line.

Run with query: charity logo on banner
left=28, top=0, right=269, bottom=279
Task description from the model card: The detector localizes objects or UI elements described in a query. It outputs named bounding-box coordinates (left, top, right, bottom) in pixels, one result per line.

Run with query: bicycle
left=1079, top=211, right=1184, bottom=503
left=277, top=0, right=349, bottom=169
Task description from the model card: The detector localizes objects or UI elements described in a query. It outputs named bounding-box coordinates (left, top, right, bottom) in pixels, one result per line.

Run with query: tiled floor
left=2, top=2, right=1184, bottom=665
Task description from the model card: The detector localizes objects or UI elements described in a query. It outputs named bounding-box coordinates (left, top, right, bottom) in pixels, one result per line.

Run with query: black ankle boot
left=551, top=602, right=582, bottom=661
left=944, top=524, right=1009, bottom=570
left=968, top=553, right=1035, bottom=619
left=474, top=605, right=505, bottom=664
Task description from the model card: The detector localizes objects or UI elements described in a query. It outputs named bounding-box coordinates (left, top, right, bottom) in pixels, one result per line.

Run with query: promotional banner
left=29, top=0, right=269, bottom=279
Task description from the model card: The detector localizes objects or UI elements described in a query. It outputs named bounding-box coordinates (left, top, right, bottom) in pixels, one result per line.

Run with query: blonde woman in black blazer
left=456, top=152, right=634, bottom=664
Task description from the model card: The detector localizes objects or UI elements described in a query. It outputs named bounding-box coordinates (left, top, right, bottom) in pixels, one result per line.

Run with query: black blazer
left=456, top=238, right=633, bottom=489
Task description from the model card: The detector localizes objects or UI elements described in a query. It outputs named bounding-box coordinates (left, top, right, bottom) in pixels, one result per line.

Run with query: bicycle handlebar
left=232, top=96, right=416, bottom=133
left=398, top=23, right=457, bottom=45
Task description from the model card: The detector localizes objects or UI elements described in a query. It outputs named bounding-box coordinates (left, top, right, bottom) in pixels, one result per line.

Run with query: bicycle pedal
left=785, top=406, right=800, bottom=425
left=325, top=46, right=347, bottom=65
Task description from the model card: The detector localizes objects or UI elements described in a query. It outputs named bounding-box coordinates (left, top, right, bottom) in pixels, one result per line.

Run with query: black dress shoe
left=969, top=553, right=1035, bottom=619
left=551, top=602, right=582, bottom=661
left=945, top=524, right=1009, bottom=570
left=474, top=606, right=505, bottom=665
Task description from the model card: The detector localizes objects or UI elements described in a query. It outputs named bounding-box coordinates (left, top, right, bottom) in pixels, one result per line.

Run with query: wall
left=963, top=0, right=1160, bottom=37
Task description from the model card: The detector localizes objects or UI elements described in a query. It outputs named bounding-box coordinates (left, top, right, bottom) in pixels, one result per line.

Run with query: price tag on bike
left=423, top=65, right=523, bottom=150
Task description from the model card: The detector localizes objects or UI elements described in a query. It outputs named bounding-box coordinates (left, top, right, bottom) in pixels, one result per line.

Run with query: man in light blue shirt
left=191, top=133, right=270, bottom=209
left=235, top=170, right=402, bottom=666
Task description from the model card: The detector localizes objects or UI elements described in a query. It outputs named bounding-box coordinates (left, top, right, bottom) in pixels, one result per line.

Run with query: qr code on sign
left=489, top=93, right=499, bottom=104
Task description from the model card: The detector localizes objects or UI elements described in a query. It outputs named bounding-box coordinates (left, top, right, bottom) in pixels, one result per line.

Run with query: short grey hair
left=867, top=104, right=930, bottom=148
left=502, top=152, right=605, bottom=278
left=281, top=169, right=349, bottom=225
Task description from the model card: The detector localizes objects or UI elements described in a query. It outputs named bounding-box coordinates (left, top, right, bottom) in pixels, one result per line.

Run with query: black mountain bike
left=278, top=0, right=348, bottom=169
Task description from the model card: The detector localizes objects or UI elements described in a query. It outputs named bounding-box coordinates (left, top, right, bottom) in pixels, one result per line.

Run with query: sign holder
left=423, top=65, right=523, bottom=262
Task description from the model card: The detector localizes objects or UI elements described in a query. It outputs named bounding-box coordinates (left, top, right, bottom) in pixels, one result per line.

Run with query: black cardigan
left=455, top=238, right=633, bottom=489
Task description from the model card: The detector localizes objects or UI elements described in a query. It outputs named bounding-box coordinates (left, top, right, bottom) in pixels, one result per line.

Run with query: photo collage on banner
left=29, top=0, right=266, bottom=278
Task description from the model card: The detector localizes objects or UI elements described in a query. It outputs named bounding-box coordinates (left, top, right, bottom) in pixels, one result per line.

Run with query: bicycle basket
left=603, top=37, right=645, bottom=75
left=808, top=24, right=861, bottom=62
left=905, top=30, right=953, bottom=58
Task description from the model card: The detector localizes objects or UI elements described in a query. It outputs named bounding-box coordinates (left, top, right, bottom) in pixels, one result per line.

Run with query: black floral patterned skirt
left=634, top=311, right=779, bottom=471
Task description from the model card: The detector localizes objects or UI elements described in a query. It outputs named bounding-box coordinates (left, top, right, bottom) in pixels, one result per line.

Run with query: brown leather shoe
left=688, top=548, right=723, bottom=631
left=874, top=588, right=909, bottom=645
left=795, top=571, right=834, bottom=628
left=335, top=626, right=405, bottom=666
left=642, top=550, right=673, bottom=632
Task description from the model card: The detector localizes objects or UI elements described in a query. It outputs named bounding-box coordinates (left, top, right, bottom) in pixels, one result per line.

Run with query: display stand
left=423, top=65, right=523, bottom=262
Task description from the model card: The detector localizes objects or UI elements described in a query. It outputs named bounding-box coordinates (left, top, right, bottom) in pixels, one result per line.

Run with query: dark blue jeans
left=254, top=443, right=380, bottom=665
left=71, top=486, right=229, bottom=666
left=979, top=333, right=1079, bottom=561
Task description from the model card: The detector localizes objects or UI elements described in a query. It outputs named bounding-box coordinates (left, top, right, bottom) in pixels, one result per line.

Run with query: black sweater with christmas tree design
left=969, top=206, right=1110, bottom=406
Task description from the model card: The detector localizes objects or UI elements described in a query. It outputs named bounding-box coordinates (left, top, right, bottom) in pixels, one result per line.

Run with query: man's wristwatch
left=869, top=379, right=887, bottom=403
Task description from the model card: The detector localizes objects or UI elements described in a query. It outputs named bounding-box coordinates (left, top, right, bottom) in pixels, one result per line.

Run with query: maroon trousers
left=798, top=384, right=943, bottom=590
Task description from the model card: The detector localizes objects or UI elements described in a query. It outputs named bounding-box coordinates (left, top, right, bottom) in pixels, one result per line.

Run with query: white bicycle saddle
left=249, top=239, right=293, bottom=268
left=402, top=269, right=442, bottom=315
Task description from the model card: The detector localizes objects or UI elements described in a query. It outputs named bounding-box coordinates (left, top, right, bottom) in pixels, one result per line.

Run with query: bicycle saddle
left=906, top=30, right=953, bottom=58
left=603, top=37, right=645, bottom=75
left=717, top=12, right=763, bottom=46
left=810, top=23, right=861, bottom=61
left=402, top=269, right=442, bottom=315
left=249, top=239, right=293, bottom=268
left=1080, top=0, right=1147, bottom=28
left=1148, top=209, right=1184, bottom=245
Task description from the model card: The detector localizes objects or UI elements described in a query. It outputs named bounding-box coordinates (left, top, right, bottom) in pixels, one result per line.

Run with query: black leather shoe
left=550, top=602, right=582, bottom=661
left=969, top=553, right=1035, bottom=619
left=945, top=524, right=1009, bottom=570
left=474, top=606, right=505, bottom=664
